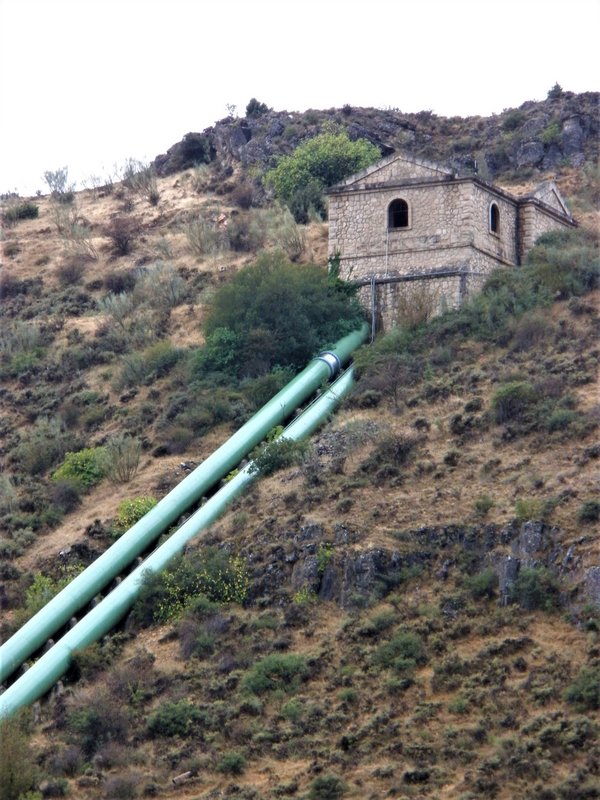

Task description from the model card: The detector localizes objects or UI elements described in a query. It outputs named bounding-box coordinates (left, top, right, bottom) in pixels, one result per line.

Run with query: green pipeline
left=0, top=324, right=367, bottom=686
left=0, top=367, right=357, bottom=719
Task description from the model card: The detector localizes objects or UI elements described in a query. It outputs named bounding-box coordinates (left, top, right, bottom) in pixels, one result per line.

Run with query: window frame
left=489, top=202, right=500, bottom=235
left=388, top=198, right=411, bottom=231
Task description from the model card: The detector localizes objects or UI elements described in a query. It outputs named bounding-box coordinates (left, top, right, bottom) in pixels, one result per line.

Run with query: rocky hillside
left=154, top=88, right=599, bottom=185
left=0, top=94, right=599, bottom=800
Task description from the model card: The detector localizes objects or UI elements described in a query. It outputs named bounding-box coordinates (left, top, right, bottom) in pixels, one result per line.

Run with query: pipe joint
left=316, top=351, right=341, bottom=379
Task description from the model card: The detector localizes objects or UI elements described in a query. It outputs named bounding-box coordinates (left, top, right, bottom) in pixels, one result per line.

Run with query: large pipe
left=0, top=368, right=356, bottom=719
left=0, top=324, right=368, bottom=684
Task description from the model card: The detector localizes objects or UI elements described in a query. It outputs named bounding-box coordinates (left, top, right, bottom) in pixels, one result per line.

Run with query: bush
left=105, top=216, right=138, bottom=256
left=68, top=691, right=130, bottom=756
left=133, top=549, right=249, bottom=625
left=217, top=751, right=246, bottom=775
left=578, top=500, right=600, bottom=524
left=491, top=381, right=537, bottom=424
left=372, top=632, right=426, bottom=673
left=118, top=340, right=183, bottom=388
left=242, top=653, right=309, bottom=694
left=0, top=717, right=39, bottom=800
left=112, top=496, right=157, bottom=536
left=508, top=567, right=560, bottom=611
left=201, top=249, right=364, bottom=377
left=564, top=666, right=600, bottom=710
left=2, top=201, right=39, bottom=223
left=249, top=436, right=310, bottom=476
left=146, top=699, right=205, bottom=738
left=525, top=228, right=599, bottom=299
left=308, top=774, right=347, bottom=799
left=473, top=494, right=494, bottom=516
left=50, top=479, right=82, bottom=513
left=464, top=568, right=498, bottom=599
left=246, top=97, right=269, bottom=118
left=14, top=418, right=78, bottom=476
left=265, top=131, right=380, bottom=222
left=52, top=447, right=106, bottom=490
left=101, top=434, right=142, bottom=483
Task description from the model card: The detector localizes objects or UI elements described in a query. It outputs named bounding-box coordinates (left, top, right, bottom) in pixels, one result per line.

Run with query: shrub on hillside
left=68, top=691, right=130, bottom=756
left=308, top=774, right=347, bottom=799
left=372, top=631, right=426, bottom=674
left=201, top=250, right=364, bottom=377
left=249, top=437, right=310, bottom=476
left=525, top=228, right=599, bottom=299
left=105, top=215, right=139, bottom=256
left=265, top=131, right=381, bottom=222
left=101, top=434, right=142, bottom=483
left=491, top=381, right=537, bottom=424
left=508, top=567, right=560, bottom=611
left=112, top=496, right=157, bottom=537
left=564, top=666, right=600, bottom=710
left=52, top=447, right=106, bottom=490
left=242, top=653, right=309, bottom=694
left=146, top=699, right=206, bottom=738
left=0, top=717, right=39, bottom=800
left=14, top=417, right=79, bottom=476
left=132, top=549, right=249, bottom=626
left=2, top=201, right=39, bottom=224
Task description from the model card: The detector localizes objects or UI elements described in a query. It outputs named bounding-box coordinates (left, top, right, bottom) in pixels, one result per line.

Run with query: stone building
left=327, top=153, right=576, bottom=330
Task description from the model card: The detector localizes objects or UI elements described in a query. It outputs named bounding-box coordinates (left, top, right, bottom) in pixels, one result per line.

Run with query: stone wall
left=518, top=201, right=574, bottom=254
left=328, top=155, right=576, bottom=330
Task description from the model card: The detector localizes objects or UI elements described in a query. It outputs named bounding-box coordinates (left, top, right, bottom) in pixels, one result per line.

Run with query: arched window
left=388, top=198, right=409, bottom=229
left=490, top=202, right=500, bottom=233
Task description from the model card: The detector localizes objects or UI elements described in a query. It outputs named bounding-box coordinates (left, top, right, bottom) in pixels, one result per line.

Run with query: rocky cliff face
left=154, top=90, right=599, bottom=182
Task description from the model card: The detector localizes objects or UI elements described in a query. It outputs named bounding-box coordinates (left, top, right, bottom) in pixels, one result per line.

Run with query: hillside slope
left=0, top=97, right=599, bottom=800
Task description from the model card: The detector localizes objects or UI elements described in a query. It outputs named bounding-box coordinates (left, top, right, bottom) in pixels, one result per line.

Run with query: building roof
left=328, top=152, right=575, bottom=224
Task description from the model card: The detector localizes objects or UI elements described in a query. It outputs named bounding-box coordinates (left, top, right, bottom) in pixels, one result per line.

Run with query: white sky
left=1, top=0, right=598, bottom=196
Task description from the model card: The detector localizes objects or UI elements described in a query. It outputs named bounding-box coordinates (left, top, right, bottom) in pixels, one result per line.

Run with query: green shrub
left=265, top=131, right=380, bottom=222
left=246, top=97, right=269, bottom=117
left=242, top=653, right=309, bottom=694
left=217, top=750, right=246, bottom=775
left=515, top=496, right=555, bottom=522
left=372, top=631, right=426, bottom=673
left=2, top=201, right=39, bottom=223
left=0, top=717, right=39, bottom=800
left=508, top=567, right=560, bottom=611
left=133, top=549, right=249, bottom=625
left=112, top=496, right=157, bottom=537
left=52, top=447, right=106, bottom=490
left=502, top=110, right=526, bottom=131
left=547, top=408, right=578, bottom=432
left=118, top=340, right=183, bottom=388
left=68, top=691, right=130, bottom=756
left=308, top=774, right=347, bottom=799
left=464, top=568, right=498, bottom=600
left=491, top=381, right=537, bottom=424
left=101, top=434, right=142, bottom=483
left=20, top=571, right=73, bottom=621
left=578, top=500, right=600, bottom=524
left=146, top=699, right=206, bottom=738
left=201, top=249, right=364, bottom=377
left=525, top=228, right=599, bottom=299
left=473, top=494, right=494, bottom=516
left=249, top=437, right=310, bottom=476
left=564, top=666, right=600, bottom=710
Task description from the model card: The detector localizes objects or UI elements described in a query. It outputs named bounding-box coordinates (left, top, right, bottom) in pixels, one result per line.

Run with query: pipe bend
left=316, top=350, right=342, bottom=379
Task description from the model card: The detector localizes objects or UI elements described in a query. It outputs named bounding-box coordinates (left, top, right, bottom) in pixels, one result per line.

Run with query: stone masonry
left=328, top=153, right=576, bottom=330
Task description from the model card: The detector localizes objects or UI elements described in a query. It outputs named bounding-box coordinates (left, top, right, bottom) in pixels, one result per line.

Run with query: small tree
left=246, top=97, right=269, bottom=118
left=265, top=131, right=380, bottom=222
left=0, top=717, right=39, bottom=800
left=43, top=166, right=75, bottom=202
left=201, top=249, right=364, bottom=377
